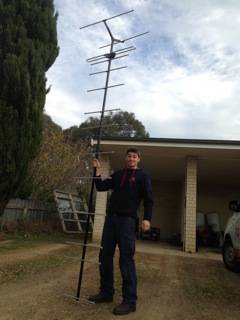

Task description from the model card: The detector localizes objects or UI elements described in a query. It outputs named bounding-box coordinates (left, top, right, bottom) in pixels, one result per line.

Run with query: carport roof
left=94, top=136, right=240, bottom=148
left=92, top=137, right=240, bottom=184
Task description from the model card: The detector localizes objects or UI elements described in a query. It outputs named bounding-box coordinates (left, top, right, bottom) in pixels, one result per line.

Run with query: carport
left=92, top=137, right=240, bottom=253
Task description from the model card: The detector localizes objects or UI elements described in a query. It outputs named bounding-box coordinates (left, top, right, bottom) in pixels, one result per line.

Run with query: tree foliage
left=26, top=114, right=89, bottom=202
left=64, top=111, right=150, bottom=143
left=0, top=0, right=59, bottom=213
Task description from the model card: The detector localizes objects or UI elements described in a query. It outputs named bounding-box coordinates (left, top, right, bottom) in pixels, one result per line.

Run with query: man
left=89, top=148, right=153, bottom=315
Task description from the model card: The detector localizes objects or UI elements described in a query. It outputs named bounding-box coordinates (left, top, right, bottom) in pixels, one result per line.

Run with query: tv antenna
left=65, top=9, right=149, bottom=303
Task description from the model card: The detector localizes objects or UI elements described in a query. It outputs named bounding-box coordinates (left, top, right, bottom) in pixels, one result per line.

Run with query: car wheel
left=222, top=239, right=240, bottom=273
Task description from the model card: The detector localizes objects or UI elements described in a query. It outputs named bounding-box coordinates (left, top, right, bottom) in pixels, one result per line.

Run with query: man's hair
left=126, top=148, right=141, bottom=157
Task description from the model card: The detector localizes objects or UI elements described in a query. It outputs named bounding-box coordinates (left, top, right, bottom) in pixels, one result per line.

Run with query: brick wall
left=150, top=181, right=181, bottom=239
left=180, top=182, right=185, bottom=243
left=183, top=157, right=197, bottom=253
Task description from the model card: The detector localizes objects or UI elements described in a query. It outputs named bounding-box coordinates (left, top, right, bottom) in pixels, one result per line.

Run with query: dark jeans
left=99, top=214, right=137, bottom=306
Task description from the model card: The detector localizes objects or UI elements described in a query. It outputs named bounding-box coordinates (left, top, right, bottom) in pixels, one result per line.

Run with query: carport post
left=183, top=156, right=198, bottom=253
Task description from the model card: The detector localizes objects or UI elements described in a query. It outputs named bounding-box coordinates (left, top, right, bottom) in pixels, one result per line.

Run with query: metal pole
left=76, top=21, right=114, bottom=299
left=96, top=21, right=114, bottom=153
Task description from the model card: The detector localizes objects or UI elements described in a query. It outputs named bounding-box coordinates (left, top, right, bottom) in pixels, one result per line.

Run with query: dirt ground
left=0, top=239, right=239, bottom=320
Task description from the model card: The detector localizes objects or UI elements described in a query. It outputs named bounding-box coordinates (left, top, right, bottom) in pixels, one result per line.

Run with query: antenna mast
left=73, top=9, right=149, bottom=302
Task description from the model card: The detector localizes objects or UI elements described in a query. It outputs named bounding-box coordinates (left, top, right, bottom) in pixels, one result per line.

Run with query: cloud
left=45, top=0, right=240, bottom=140
left=45, top=87, right=84, bottom=128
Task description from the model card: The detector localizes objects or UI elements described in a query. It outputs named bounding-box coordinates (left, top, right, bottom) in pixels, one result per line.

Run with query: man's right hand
left=142, top=220, right=151, bottom=232
left=93, top=159, right=101, bottom=176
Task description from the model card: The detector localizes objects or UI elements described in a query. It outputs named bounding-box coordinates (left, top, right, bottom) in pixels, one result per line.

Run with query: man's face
left=126, top=152, right=140, bottom=169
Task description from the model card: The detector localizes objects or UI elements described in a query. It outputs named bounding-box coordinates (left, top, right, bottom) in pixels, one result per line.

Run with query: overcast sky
left=45, top=0, right=240, bottom=140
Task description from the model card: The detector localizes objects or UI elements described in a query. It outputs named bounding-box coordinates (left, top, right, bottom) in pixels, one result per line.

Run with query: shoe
left=88, top=292, right=113, bottom=304
left=112, top=301, right=136, bottom=315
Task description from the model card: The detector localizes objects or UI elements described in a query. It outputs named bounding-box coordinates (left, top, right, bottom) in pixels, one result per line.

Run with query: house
left=92, top=137, right=240, bottom=253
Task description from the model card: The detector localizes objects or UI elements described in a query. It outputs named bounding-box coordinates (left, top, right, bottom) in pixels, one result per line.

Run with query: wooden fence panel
left=0, top=199, right=58, bottom=230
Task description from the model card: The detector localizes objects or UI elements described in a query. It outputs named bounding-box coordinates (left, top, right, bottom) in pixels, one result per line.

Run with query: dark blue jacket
left=95, top=168, right=153, bottom=221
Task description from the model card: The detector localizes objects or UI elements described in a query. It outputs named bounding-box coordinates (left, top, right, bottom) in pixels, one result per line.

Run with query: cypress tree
left=0, top=0, right=59, bottom=214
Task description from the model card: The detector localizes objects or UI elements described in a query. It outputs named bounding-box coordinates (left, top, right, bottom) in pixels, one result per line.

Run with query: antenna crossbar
left=87, top=83, right=124, bottom=92
left=99, top=31, right=149, bottom=49
left=79, top=123, right=125, bottom=130
left=84, top=108, right=120, bottom=115
left=87, top=48, right=135, bottom=63
left=86, top=46, right=135, bottom=62
left=79, top=10, right=134, bottom=29
left=89, top=66, right=127, bottom=76
left=90, top=54, right=129, bottom=65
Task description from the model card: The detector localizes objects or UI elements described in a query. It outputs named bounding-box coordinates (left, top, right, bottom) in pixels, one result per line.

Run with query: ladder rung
left=64, top=257, right=101, bottom=265
left=64, top=231, right=92, bottom=234
left=80, top=259, right=101, bottom=264
left=62, top=219, right=90, bottom=223
left=55, top=190, right=80, bottom=197
left=66, top=241, right=102, bottom=249
left=75, top=210, right=106, bottom=216
left=64, top=255, right=80, bottom=260
left=64, top=294, right=95, bottom=305
left=60, top=211, right=91, bottom=216
left=64, top=256, right=101, bottom=265
left=55, top=195, right=71, bottom=200
left=58, top=209, right=73, bottom=213
left=60, top=211, right=75, bottom=215
left=62, top=211, right=86, bottom=216
left=75, top=176, right=109, bottom=180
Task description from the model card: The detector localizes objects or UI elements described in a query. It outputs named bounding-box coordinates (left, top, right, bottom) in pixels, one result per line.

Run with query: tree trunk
left=0, top=199, right=8, bottom=232
left=0, top=199, right=8, bottom=215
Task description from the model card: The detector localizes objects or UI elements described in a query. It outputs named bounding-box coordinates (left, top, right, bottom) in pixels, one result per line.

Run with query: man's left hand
left=142, top=220, right=151, bottom=232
